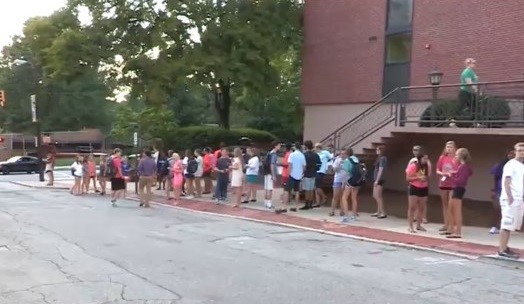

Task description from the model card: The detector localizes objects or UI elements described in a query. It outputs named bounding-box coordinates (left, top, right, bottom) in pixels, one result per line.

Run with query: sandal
left=439, top=231, right=452, bottom=235
left=328, top=211, right=335, bottom=216
left=438, top=226, right=447, bottom=232
left=416, top=226, right=427, bottom=232
left=408, top=228, right=417, bottom=233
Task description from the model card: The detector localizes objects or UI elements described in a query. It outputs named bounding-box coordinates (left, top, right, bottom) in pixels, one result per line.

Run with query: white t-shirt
left=195, top=156, right=203, bottom=177
left=500, top=158, right=524, bottom=202
left=182, top=157, right=188, bottom=174
left=70, top=162, right=83, bottom=177
left=288, top=150, right=306, bottom=180
left=246, top=156, right=259, bottom=175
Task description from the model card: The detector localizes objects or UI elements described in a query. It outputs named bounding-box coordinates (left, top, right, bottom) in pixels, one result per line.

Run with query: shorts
left=439, top=187, right=453, bottom=191
left=333, top=182, right=343, bottom=189
left=452, top=187, right=466, bottom=199
left=202, top=171, right=211, bottom=178
left=500, top=200, right=524, bottom=231
left=302, top=177, right=315, bottom=191
left=375, top=180, right=385, bottom=186
left=315, top=173, right=325, bottom=188
left=264, top=175, right=274, bottom=190
left=285, top=177, right=301, bottom=193
left=184, top=173, right=195, bottom=179
left=45, top=170, right=53, bottom=174
left=246, top=175, right=259, bottom=184
left=408, top=185, right=428, bottom=197
left=111, top=178, right=126, bottom=191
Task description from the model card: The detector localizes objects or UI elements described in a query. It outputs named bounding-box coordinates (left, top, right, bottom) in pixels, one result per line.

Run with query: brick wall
left=301, top=0, right=387, bottom=105
left=411, top=0, right=524, bottom=86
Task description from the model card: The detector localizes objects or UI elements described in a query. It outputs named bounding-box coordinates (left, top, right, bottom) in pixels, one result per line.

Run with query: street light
left=14, top=58, right=45, bottom=182
left=427, top=68, right=444, bottom=127
left=428, top=68, right=444, bottom=86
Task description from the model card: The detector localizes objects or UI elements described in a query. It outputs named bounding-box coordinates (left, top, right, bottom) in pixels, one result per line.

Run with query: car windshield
left=6, top=156, right=21, bottom=163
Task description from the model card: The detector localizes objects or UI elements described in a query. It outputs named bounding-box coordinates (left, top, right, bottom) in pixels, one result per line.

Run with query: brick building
left=302, top=0, right=524, bottom=141
left=301, top=0, right=524, bottom=203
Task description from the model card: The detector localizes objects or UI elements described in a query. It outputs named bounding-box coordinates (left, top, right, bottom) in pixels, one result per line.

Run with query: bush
left=419, top=96, right=511, bottom=127
left=166, top=126, right=277, bottom=151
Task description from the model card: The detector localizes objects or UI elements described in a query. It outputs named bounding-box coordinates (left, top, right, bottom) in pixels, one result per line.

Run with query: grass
left=55, top=157, right=103, bottom=167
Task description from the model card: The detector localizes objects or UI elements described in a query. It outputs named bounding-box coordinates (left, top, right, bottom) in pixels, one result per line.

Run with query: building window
left=385, top=34, right=412, bottom=64
left=387, top=0, right=413, bottom=32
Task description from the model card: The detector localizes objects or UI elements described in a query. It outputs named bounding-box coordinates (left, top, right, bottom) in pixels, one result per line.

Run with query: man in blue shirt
left=276, top=142, right=305, bottom=214
left=314, top=143, right=333, bottom=207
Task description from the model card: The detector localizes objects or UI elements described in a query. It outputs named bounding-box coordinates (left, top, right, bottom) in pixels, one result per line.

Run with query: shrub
left=419, top=96, right=511, bottom=127
left=166, top=126, right=277, bottom=151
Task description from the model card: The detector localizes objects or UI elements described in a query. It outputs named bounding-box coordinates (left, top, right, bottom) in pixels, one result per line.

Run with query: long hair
left=415, top=155, right=429, bottom=176
left=456, top=148, right=471, bottom=164
left=375, top=146, right=384, bottom=166
left=441, top=141, right=456, bottom=156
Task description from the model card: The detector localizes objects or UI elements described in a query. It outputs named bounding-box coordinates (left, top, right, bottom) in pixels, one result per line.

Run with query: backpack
left=160, top=159, right=170, bottom=175
left=187, top=159, right=198, bottom=174
left=262, top=152, right=273, bottom=175
left=105, top=157, right=116, bottom=178
left=348, top=158, right=366, bottom=186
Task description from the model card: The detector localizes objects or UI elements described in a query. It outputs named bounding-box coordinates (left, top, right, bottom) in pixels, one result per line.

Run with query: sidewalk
left=12, top=180, right=524, bottom=261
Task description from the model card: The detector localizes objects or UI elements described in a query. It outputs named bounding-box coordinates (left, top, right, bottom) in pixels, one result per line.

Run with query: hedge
left=419, top=96, right=511, bottom=128
left=165, top=126, right=277, bottom=151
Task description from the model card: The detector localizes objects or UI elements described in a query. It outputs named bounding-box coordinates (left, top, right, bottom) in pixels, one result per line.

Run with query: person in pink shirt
left=406, top=154, right=429, bottom=233
left=171, top=153, right=184, bottom=204
left=86, top=154, right=99, bottom=193
left=436, top=141, right=458, bottom=233
left=445, top=148, right=473, bottom=239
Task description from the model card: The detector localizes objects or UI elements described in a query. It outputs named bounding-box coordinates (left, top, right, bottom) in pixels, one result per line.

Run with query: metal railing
left=320, top=79, right=524, bottom=149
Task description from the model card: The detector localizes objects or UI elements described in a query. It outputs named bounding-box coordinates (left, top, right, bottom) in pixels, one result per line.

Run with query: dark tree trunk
left=214, top=78, right=231, bottom=130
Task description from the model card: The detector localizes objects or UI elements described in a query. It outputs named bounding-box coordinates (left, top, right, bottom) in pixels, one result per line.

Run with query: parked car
left=0, top=156, right=40, bottom=174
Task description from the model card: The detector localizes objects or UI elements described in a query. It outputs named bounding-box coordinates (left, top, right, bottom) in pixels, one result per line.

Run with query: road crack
left=414, top=277, right=472, bottom=295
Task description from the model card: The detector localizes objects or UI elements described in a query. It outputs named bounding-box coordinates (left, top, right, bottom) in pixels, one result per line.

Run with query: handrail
left=400, top=79, right=524, bottom=90
left=318, top=87, right=399, bottom=143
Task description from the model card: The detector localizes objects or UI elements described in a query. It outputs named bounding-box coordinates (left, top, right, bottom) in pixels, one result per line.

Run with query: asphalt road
left=0, top=180, right=522, bottom=304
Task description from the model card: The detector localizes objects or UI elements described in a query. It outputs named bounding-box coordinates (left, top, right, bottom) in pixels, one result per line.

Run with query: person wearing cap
left=459, top=58, right=479, bottom=121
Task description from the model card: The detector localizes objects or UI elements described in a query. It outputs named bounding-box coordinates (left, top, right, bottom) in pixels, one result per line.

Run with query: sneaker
left=186, top=195, right=194, bottom=199
left=289, top=207, right=297, bottom=212
left=498, top=248, right=520, bottom=259
left=275, top=208, right=287, bottom=214
left=214, top=199, right=220, bottom=205
left=341, top=217, right=350, bottom=223
left=489, top=227, right=499, bottom=234
left=377, top=214, right=387, bottom=219
left=371, top=212, right=379, bottom=217
left=111, top=201, right=118, bottom=207
left=349, top=215, right=358, bottom=221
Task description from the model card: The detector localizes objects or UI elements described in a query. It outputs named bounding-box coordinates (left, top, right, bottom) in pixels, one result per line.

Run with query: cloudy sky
left=0, top=0, right=67, bottom=48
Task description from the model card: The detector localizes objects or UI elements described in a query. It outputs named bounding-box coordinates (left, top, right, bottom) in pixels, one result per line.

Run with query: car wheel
left=2, top=167, right=9, bottom=175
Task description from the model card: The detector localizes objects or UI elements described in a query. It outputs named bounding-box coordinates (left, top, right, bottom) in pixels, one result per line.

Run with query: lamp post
left=14, top=59, right=45, bottom=181
left=129, top=122, right=139, bottom=194
left=428, top=68, right=444, bottom=127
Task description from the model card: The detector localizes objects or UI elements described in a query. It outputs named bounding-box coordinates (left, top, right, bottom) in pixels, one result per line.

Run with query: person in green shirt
left=458, top=58, right=479, bottom=122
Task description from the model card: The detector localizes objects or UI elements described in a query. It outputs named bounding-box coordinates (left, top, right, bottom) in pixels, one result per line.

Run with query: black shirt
left=216, top=157, right=231, bottom=176
left=304, top=151, right=321, bottom=178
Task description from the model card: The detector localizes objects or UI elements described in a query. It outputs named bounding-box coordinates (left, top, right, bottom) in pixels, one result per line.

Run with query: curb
left=10, top=181, right=70, bottom=190
left=131, top=196, right=524, bottom=262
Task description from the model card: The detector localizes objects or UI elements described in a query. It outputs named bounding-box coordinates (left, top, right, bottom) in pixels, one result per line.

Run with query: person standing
left=405, top=154, right=429, bottom=232
left=314, top=143, right=332, bottom=207
left=230, top=148, right=244, bottom=207
left=329, top=149, right=349, bottom=216
left=202, top=148, right=214, bottom=194
left=214, top=148, right=231, bottom=203
left=109, top=148, right=126, bottom=207
left=137, top=150, right=157, bottom=208
left=263, top=141, right=281, bottom=209
left=194, top=149, right=204, bottom=198
left=44, top=153, right=55, bottom=186
left=277, top=143, right=305, bottom=214
left=459, top=58, right=479, bottom=122
left=98, top=155, right=107, bottom=195
left=372, top=146, right=387, bottom=219
left=171, top=153, right=184, bottom=204
left=243, top=148, right=260, bottom=203
left=445, top=148, right=473, bottom=239
left=70, top=155, right=83, bottom=196
left=498, top=142, right=524, bottom=259
left=87, top=154, right=99, bottom=193
left=341, top=149, right=363, bottom=223
left=489, top=149, right=515, bottom=234
left=436, top=141, right=458, bottom=232
left=301, top=140, right=321, bottom=210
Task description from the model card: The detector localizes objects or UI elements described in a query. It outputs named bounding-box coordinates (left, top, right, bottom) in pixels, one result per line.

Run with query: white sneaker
left=489, top=227, right=499, bottom=234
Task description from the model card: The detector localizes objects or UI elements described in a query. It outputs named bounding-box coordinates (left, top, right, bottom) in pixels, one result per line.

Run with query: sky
left=0, top=0, right=67, bottom=48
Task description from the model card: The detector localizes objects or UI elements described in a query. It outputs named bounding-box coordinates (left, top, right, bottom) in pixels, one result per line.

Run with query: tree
left=68, top=0, right=304, bottom=130
left=0, top=9, right=114, bottom=133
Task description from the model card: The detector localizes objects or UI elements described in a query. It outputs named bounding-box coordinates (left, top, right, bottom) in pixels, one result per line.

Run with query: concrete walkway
left=12, top=180, right=524, bottom=260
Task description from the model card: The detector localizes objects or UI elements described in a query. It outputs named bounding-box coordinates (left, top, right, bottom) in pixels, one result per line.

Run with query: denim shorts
left=302, top=177, right=315, bottom=191
left=333, top=182, right=343, bottom=189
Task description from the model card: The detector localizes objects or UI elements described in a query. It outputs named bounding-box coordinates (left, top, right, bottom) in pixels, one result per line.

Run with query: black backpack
left=348, top=158, right=366, bottom=186
left=105, top=157, right=116, bottom=178
left=262, top=152, right=272, bottom=175
left=187, top=159, right=198, bottom=174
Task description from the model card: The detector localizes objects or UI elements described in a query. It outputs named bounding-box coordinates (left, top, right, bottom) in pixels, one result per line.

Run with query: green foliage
left=167, top=126, right=276, bottom=151
left=419, top=96, right=511, bottom=127
left=109, top=104, right=177, bottom=145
